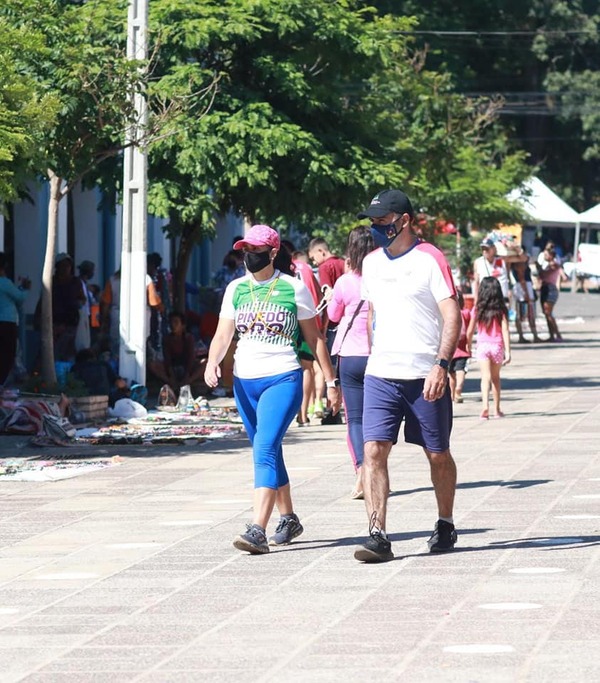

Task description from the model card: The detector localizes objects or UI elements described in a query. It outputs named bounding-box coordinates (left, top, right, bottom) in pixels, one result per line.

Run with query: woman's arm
left=299, top=317, right=342, bottom=415
left=326, top=282, right=344, bottom=324
left=204, top=318, right=236, bottom=388
left=366, top=303, right=373, bottom=351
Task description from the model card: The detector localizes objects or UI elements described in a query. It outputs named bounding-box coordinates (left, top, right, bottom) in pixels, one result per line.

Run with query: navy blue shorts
left=362, top=375, right=453, bottom=453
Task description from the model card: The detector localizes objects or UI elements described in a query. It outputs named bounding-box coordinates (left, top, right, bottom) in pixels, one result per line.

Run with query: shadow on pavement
left=389, top=479, right=551, bottom=498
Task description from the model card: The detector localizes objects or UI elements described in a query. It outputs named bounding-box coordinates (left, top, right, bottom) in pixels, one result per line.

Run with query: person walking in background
left=467, top=276, right=511, bottom=420
left=511, top=251, right=542, bottom=343
left=327, top=226, right=375, bottom=499
left=282, top=241, right=323, bottom=427
left=449, top=290, right=472, bottom=404
left=204, top=225, right=341, bottom=555
left=353, top=189, right=461, bottom=563
left=473, top=238, right=510, bottom=303
left=537, top=241, right=563, bottom=342
left=307, top=237, right=345, bottom=418
left=0, top=253, right=30, bottom=386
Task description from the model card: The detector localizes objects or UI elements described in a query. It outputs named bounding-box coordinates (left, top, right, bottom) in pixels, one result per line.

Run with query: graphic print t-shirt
left=220, top=270, right=316, bottom=379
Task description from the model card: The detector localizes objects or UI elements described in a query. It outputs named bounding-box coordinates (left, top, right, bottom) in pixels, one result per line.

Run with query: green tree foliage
left=1, top=0, right=143, bottom=383
left=149, top=0, right=529, bottom=303
left=381, top=0, right=600, bottom=208
left=0, top=20, right=56, bottom=204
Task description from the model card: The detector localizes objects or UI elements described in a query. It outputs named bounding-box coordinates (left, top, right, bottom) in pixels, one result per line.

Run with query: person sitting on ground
left=148, top=311, right=205, bottom=395
left=70, top=348, right=129, bottom=407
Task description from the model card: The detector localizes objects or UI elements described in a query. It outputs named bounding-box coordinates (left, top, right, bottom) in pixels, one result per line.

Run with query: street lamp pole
left=119, top=0, right=149, bottom=385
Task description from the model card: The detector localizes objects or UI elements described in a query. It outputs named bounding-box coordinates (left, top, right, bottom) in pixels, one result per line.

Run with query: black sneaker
left=269, top=514, right=304, bottom=546
left=427, top=519, right=457, bottom=553
left=233, top=524, right=269, bottom=555
left=354, top=512, right=394, bottom=563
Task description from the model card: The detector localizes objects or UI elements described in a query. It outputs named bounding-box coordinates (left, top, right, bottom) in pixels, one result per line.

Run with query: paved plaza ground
left=0, top=291, right=599, bottom=682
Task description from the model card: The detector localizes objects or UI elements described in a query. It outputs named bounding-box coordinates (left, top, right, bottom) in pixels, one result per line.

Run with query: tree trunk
left=40, top=171, right=62, bottom=385
left=173, top=227, right=194, bottom=313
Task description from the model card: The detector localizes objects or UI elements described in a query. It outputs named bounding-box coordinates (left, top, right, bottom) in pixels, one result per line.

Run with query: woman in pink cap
left=204, top=224, right=341, bottom=555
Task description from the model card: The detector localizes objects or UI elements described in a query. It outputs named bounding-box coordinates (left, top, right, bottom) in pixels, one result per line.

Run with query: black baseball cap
left=357, top=189, right=414, bottom=219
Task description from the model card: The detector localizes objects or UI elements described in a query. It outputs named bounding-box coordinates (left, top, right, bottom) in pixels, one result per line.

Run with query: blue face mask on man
left=370, top=218, right=400, bottom=249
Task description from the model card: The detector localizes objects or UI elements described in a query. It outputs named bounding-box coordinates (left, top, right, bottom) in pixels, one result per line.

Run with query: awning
left=508, top=176, right=580, bottom=228
left=578, top=203, right=600, bottom=226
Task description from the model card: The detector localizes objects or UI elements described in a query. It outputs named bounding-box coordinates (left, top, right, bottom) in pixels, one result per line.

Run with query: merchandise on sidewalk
left=0, top=455, right=122, bottom=481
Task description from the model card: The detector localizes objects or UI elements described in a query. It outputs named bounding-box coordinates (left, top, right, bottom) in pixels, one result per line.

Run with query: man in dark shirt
left=308, top=238, right=346, bottom=421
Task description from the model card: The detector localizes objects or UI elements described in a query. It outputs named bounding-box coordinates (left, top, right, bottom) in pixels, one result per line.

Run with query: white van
left=563, top=243, right=600, bottom=279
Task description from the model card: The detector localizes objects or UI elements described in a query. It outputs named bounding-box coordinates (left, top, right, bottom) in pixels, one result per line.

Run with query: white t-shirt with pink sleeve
left=327, top=271, right=370, bottom=357
left=361, top=242, right=456, bottom=380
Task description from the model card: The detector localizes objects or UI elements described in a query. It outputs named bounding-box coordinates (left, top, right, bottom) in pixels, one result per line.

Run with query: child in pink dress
left=467, top=276, right=511, bottom=419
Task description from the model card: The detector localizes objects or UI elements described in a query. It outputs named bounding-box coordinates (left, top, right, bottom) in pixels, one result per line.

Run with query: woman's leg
left=479, top=358, right=492, bottom=417
left=455, top=369, right=466, bottom=400
left=490, top=361, right=503, bottom=416
left=243, top=370, right=302, bottom=529
left=312, top=360, right=325, bottom=417
left=448, top=371, right=457, bottom=401
left=339, top=356, right=368, bottom=471
left=298, top=358, right=314, bottom=424
left=528, top=301, right=541, bottom=341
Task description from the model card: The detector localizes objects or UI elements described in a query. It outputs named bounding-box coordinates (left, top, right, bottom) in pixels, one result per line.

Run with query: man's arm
left=422, top=296, right=462, bottom=402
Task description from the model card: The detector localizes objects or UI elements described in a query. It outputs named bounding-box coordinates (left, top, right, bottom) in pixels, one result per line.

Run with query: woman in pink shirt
left=467, top=276, right=511, bottom=419
left=327, top=227, right=374, bottom=498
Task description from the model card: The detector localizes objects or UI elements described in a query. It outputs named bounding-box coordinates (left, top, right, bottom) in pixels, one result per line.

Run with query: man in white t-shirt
left=354, top=189, right=462, bottom=563
left=473, top=238, right=509, bottom=302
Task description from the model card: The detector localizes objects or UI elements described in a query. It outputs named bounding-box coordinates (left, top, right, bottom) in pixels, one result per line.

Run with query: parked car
left=562, top=243, right=600, bottom=279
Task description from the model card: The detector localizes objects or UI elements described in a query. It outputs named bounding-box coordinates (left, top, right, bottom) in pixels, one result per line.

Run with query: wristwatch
left=434, top=358, right=449, bottom=371
left=326, top=378, right=340, bottom=388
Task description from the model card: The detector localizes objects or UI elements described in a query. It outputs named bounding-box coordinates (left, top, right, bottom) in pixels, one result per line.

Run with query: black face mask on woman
left=244, top=250, right=271, bottom=273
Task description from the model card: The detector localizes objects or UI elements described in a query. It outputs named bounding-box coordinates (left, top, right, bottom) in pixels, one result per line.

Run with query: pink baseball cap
left=233, top=224, right=280, bottom=251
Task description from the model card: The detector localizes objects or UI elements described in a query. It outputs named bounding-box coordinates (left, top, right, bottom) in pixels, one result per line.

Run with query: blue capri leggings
left=338, top=355, right=368, bottom=470
left=233, top=369, right=303, bottom=490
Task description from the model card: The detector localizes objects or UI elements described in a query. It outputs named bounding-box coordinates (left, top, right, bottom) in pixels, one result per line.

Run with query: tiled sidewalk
left=0, top=304, right=599, bottom=681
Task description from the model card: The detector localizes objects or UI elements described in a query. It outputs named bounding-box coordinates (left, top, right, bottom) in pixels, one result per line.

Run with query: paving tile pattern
left=0, top=292, right=599, bottom=681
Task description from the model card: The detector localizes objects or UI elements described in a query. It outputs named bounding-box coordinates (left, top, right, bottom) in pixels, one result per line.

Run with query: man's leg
left=424, top=448, right=457, bottom=519
left=354, top=438, right=395, bottom=562
left=424, top=448, right=458, bottom=552
left=363, top=440, right=393, bottom=530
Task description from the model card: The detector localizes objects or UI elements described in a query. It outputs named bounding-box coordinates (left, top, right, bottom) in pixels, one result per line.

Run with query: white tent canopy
left=508, top=176, right=580, bottom=228
left=578, top=203, right=600, bottom=225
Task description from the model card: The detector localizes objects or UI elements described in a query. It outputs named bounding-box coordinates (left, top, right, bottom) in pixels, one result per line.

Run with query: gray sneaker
left=269, top=514, right=304, bottom=546
left=233, top=524, right=269, bottom=554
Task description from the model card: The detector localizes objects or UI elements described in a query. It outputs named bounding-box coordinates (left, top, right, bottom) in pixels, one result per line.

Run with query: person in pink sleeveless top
left=467, top=276, right=511, bottom=419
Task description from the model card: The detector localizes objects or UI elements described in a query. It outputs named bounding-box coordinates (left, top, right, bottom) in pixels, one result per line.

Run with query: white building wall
left=72, top=186, right=103, bottom=276
left=13, top=183, right=46, bottom=315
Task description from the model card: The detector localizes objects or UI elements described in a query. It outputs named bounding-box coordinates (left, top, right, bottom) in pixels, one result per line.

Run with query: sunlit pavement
left=0, top=291, right=599, bottom=682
